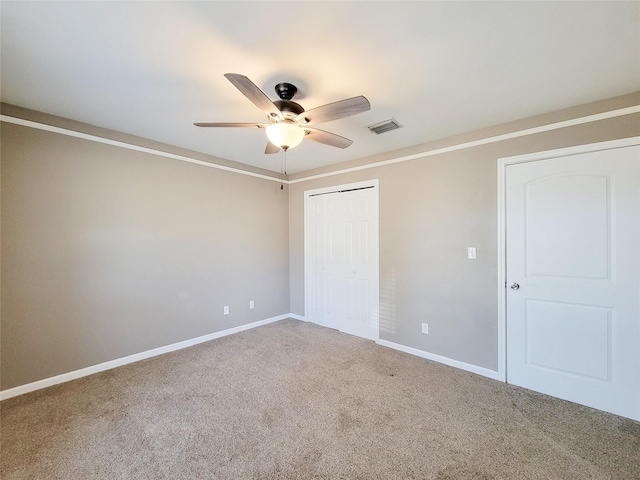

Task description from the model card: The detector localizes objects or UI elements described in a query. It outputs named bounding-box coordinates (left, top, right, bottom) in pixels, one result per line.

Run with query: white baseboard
left=289, top=313, right=306, bottom=321
left=376, top=339, right=501, bottom=381
left=1, top=313, right=296, bottom=401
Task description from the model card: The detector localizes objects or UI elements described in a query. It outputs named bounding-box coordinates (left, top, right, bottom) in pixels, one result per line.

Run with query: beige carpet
left=1, top=319, right=638, bottom=479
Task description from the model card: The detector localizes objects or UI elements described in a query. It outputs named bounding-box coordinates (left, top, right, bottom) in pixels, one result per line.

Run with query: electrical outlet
left=467, top=247, right=477, bottom=259
left=249, top=300, right=255, bottom=309
left=223, top=306, right=229, bottom=315
left=422, top=323, right=429, bottom=334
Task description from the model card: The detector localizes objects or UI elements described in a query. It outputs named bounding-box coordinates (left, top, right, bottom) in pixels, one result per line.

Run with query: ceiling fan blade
left=297, top=96, right=370, bottom=125
left=305, top=128, right=353, bottom=149
left=265, top=141, right=280, bottom=154
left=224, top=73, right=282, bottom=119
left=193, top=122, right=267, bottom=128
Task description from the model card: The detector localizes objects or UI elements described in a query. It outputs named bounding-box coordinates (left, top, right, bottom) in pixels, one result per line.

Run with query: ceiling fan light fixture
left=266, top=122, right=305, bottom=150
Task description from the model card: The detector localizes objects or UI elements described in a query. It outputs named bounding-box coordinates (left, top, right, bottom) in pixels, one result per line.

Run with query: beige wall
left=1, top=111, right=290, bottom=390
left=2, top=93, right=639, bottom=391
left=288, top=93, right=640, bottom=371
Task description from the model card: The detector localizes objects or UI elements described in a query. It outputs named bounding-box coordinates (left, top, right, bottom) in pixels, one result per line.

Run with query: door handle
left=510, top=282, right=520, bottom=290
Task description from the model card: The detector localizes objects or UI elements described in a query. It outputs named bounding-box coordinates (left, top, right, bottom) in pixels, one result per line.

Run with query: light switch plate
left=467, top=247, right=477, bottom=259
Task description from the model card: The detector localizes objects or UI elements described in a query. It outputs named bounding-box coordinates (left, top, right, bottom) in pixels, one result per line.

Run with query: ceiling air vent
left=367, top=118, right=403, bottom=135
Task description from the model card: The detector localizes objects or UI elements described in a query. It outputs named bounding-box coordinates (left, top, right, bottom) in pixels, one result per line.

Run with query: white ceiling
left=2, top=1, right=639, bottom=174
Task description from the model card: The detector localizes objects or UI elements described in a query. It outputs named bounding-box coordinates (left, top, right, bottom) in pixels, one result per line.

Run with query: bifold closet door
left=307, top=185, right=378, bottom=341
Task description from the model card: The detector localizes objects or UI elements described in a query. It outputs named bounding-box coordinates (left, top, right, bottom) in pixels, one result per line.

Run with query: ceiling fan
left=194, top=73, right=371, bottom=153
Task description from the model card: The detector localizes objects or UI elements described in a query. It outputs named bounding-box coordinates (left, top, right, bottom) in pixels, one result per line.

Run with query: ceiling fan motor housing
left=274, top=99, right=304, bottom=116
left=273, top=83, right=305, bottom=117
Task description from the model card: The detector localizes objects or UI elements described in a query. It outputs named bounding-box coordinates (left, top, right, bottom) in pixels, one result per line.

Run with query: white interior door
left=306, top=181, right=379, bottom=341
left=505, top=144, right=640, bottom=420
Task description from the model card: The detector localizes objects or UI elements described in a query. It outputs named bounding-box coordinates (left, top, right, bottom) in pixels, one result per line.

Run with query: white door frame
left=496, top=136, right=640, bottom=383
left=304, top=179, right=380, bottom=340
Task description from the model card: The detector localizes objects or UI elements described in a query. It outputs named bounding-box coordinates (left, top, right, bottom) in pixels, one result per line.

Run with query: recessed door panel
left=525, top=300, right=611, bottom=381
left=525, top=175, right=610, bottom=279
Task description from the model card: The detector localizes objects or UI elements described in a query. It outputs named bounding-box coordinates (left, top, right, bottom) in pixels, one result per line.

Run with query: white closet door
left=306, top=183, right=378, bottom=341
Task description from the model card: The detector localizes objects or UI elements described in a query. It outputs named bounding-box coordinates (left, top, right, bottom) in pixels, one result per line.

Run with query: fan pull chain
left=280, top=148, right=288, bottom=190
